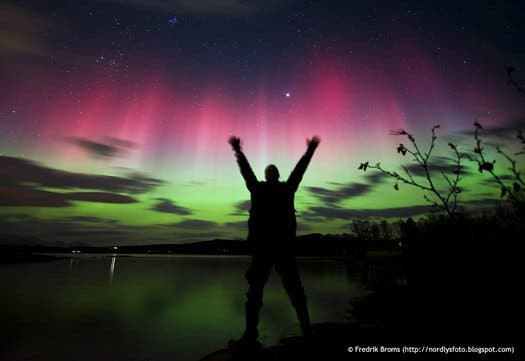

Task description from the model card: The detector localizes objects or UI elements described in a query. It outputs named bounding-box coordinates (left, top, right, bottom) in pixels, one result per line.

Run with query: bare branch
left=362, top=125, right=462, bottom=218
left=497, top=146, right=525, bottom=186
left=472, top=121, right=523, bottom=204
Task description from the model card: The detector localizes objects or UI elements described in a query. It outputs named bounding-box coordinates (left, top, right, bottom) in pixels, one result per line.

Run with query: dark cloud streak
left=454, top=117, right=525, bottom=140
left=304, top=205, right=434, bottom=220
left=151, top=198, right=192, bottom=215
left=402, top=156, right=474, bottom=178
left=67, top=137, right=137, bottom=159
left=229, top=200, right=251, bottom=215
left=0, top=185, right=137, bottom=207
left=163, top=219, right=218, bottom=229
left=0, top=156, right=164, bottom=194
left=307, top=183, right=372, bottom=205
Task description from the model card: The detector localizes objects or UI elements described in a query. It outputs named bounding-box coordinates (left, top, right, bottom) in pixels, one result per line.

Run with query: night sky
left=1, top=0, right=524, bottom=246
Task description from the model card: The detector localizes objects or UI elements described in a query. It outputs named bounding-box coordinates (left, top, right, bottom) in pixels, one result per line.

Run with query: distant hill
left=0, top=234, right=47, bottom=246
left=0, top=233, right=368, bottom=257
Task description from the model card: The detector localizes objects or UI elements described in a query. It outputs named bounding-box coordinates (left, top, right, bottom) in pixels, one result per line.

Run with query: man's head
left=265, top=164, right=280, bottom=183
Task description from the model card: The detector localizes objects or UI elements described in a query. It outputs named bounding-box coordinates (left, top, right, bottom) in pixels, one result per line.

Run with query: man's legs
left=242, top=254, right=272, bottom=342
left=276, top=256, right=312, bottom=337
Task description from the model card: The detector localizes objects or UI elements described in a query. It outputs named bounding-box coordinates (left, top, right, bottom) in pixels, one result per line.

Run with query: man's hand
left=307, top=135, right=321, bottom=152
left=229, top=136, right=242, bottom=153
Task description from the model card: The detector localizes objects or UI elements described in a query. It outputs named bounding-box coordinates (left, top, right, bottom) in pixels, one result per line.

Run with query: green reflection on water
left=1, top=255, right=367, bottom=361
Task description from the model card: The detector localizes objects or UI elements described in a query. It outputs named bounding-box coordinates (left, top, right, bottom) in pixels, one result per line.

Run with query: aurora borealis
left=1, top=0, right=524, bottom=245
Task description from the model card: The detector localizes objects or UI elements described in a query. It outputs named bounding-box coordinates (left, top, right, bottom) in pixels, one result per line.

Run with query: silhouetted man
left=228, top=135, right=320, bottom=346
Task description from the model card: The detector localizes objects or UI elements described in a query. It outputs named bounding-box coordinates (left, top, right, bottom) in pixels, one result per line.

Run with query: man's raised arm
left=229, top=136, right=258, bottom=192
left=287, top=135, right=321, bottom=191
left=287, top=135, right=321, bottom=192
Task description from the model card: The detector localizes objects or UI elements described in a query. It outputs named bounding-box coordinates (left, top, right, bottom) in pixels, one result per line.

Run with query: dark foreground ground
left=200, top=320, right=519, bottom=361
left=200, top=222, right=522, bottom=361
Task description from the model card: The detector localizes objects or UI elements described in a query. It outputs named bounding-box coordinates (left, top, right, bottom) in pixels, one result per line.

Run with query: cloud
left=0, top=156, right=164, bottom=194
left=307, top=171, right=392, bottom=206
left=68, top=192, right=136, bottom=204
left=364, top=172, right=389, bottom=184
left=151, top=198, right=192, bottom=215
left=454, top=117, right=525, bottom=140
left=303, top=196, right=506, bottom=221
left=0, top=212, right=227, bottom=245
left=401, top=156, right=474, bottom=178
left=296, top=222, right=311, bottom=233
left=164, top=219, right=218, bottom=229
left=106, top=138, right=137, bottom=149
left=481, top=174, right=515, bottom=184
left=67, top=137, right=136, bottom=159
left=0, top=156, right=167, bottom=207
left=0, top=185, right=137, bottom=207
left=0, top=185, right=70, bottom=207
left=307, top=183, right=372, bottom=205
left=235, top=200, right=251, bottom=211
left=229, top=200, right=251, bottom=215
left=0, top=213, right=34, bottom=221
left=0, top=214, right=129, bottom=244
left=54, top=229, right=129, bottom=237
left=59, top=216, right=118, bottom=224
left=460, top=198, right=502, bottom=209
left=222, top=220, right=247, bottom=231
left=303, top=204, right=435, bottom=220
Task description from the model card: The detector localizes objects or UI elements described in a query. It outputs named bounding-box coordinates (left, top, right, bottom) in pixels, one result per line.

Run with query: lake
left=1, top=254, right=371, bottom=361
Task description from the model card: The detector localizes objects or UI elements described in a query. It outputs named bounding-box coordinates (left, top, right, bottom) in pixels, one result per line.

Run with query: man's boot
left=240, top=301, right=260, bottom=343
left=292, top=294, right=312, bottom=338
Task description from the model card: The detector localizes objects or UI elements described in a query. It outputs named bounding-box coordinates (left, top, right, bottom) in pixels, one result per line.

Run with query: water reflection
left=68, top=257, right=79, bottom=274
left=108, top=256, right=116, bottom=283
left=1, top=255, right=368, bottom=361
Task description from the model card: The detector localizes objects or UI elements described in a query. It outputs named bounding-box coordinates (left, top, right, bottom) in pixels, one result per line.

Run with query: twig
left=363, top=125, right=461, bottom=217
left=497, top=146, right=525, bottom=186
left=473, top=121, right=522, bottom=203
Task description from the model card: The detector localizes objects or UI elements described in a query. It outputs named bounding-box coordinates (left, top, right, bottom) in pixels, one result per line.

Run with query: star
left=284, top=91, right=292, bottom=98
left=169, top=16, right=178, bottom=25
